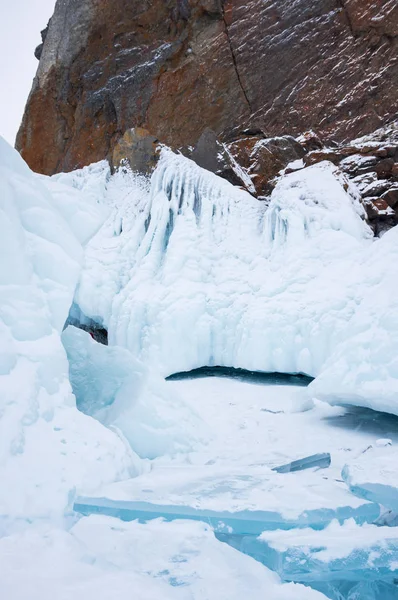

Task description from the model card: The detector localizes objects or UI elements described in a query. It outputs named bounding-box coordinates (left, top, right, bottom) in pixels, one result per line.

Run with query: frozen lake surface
left=75, top=371, right=398, bottom=600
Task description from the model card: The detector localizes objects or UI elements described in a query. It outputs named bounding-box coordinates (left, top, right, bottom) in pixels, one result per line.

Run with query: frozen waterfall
left=74, top=150, right=376, bottom=387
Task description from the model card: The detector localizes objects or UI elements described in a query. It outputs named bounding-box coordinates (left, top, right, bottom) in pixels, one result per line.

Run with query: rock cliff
left=16, top=0, right=398, bottom=176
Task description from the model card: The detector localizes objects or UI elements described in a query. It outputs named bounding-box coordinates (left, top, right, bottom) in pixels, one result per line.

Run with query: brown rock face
left=111, top=128, right=161, bottom=174
left=17, top=0, right=398, bottom=175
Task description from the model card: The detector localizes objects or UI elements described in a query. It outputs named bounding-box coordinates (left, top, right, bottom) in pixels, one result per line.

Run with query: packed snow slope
left=63, top=149, right=398, bottom=415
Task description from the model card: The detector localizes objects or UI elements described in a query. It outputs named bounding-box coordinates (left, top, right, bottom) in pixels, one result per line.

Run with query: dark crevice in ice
left=167, top=366, right=313, bottom=386
left=64, top=302, right=108, bottom=345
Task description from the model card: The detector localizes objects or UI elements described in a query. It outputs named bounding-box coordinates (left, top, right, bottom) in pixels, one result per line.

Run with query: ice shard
left=272, top=453, right=331, bottom=473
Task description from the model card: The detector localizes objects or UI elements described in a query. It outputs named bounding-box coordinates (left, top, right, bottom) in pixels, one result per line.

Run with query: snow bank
left=0, top=137, right=134, bottom=524
left=62, top=326, right=208, bottom=459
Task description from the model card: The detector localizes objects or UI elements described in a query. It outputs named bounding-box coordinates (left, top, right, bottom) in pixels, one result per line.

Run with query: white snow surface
left=81, top=375, right=392, bottom=521
left=59, top=148, right=398, bottom=415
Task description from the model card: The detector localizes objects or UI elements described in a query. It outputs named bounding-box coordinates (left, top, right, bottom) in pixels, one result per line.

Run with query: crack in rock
left=221, top=5, right=253, bottom=115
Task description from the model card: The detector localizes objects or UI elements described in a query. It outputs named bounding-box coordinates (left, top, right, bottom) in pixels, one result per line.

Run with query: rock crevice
left=220, top=2, right=252, bottom=116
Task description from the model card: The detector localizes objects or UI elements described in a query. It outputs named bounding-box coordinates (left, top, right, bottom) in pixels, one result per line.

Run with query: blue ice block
left=272, top=453, right=331, bottom=473
left=73, top=496, right=380, bottom=535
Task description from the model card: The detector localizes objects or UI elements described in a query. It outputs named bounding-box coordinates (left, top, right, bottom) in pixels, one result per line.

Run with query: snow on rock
left=0, top=137, right=134, bottom=524
left=266, top=160, right=368, bottom=248
left=72, top=151, right=373, bottom=381
left=62, top=326, right=208, bottom=459
left=342, top=445, right=398, bottom=512
left=0, top=514, right=327, bottom=600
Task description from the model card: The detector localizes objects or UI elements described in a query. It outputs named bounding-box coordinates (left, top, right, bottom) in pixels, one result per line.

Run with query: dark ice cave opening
left=167, top=366, right=313, bottom=386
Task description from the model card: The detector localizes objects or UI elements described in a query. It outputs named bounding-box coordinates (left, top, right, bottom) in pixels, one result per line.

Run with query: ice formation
left=4, top=132, right=398, bottom=599
left=59, top=148, right=398, bottom=415
left=342, top=444, right=398, bottom=512
left=0, top=136, right=134, bottom=523
left=71, top=152, right=369, bottom=378
left=62, top=325, right=208, bottom=458
left=1, top=138, right=331, bottom=600
left=258, top=518, right=398, bottom=577
left=257, top=519, right=398, bottom=599
left=74, top=459, right=380, bottom=533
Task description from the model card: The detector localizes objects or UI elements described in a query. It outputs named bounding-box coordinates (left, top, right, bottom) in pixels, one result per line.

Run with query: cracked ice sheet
left=0, top=516, right=326, bottom=600
left=259, top=518, right=398, bottom=566
left=342, top=445, right=398, bottom=512
left=77, top=376, right=394, bottom=521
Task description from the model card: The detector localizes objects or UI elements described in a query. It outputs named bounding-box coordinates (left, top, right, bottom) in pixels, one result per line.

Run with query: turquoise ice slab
left=342, top=468, right=398, bottom=513
left=342, top=447, right=398, bottom=513
left=224, top=534, right=398, bottom=584
left=272, top=453, right=331, bottom=473
left=74, top=496, right=380, bottom=534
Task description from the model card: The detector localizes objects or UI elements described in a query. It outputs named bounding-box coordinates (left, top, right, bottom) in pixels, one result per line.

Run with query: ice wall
left=74, top=151, right=373, bottom=380
left=0, top=137, right=135, bottom=525
left=309, top=225, right=398, bottom=415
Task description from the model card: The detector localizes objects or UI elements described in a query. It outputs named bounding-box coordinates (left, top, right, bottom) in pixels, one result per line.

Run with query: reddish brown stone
left=375, top=158, right=395, bottom=179
left=304, top=150, right=342, bottom=167
left=382, top=188, right=398, bottom=210
left=111, top=128, right=161, bottom=174
left=364, top=197, right=394, bottom=220
left=227, top=135, right=305, bottom=196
